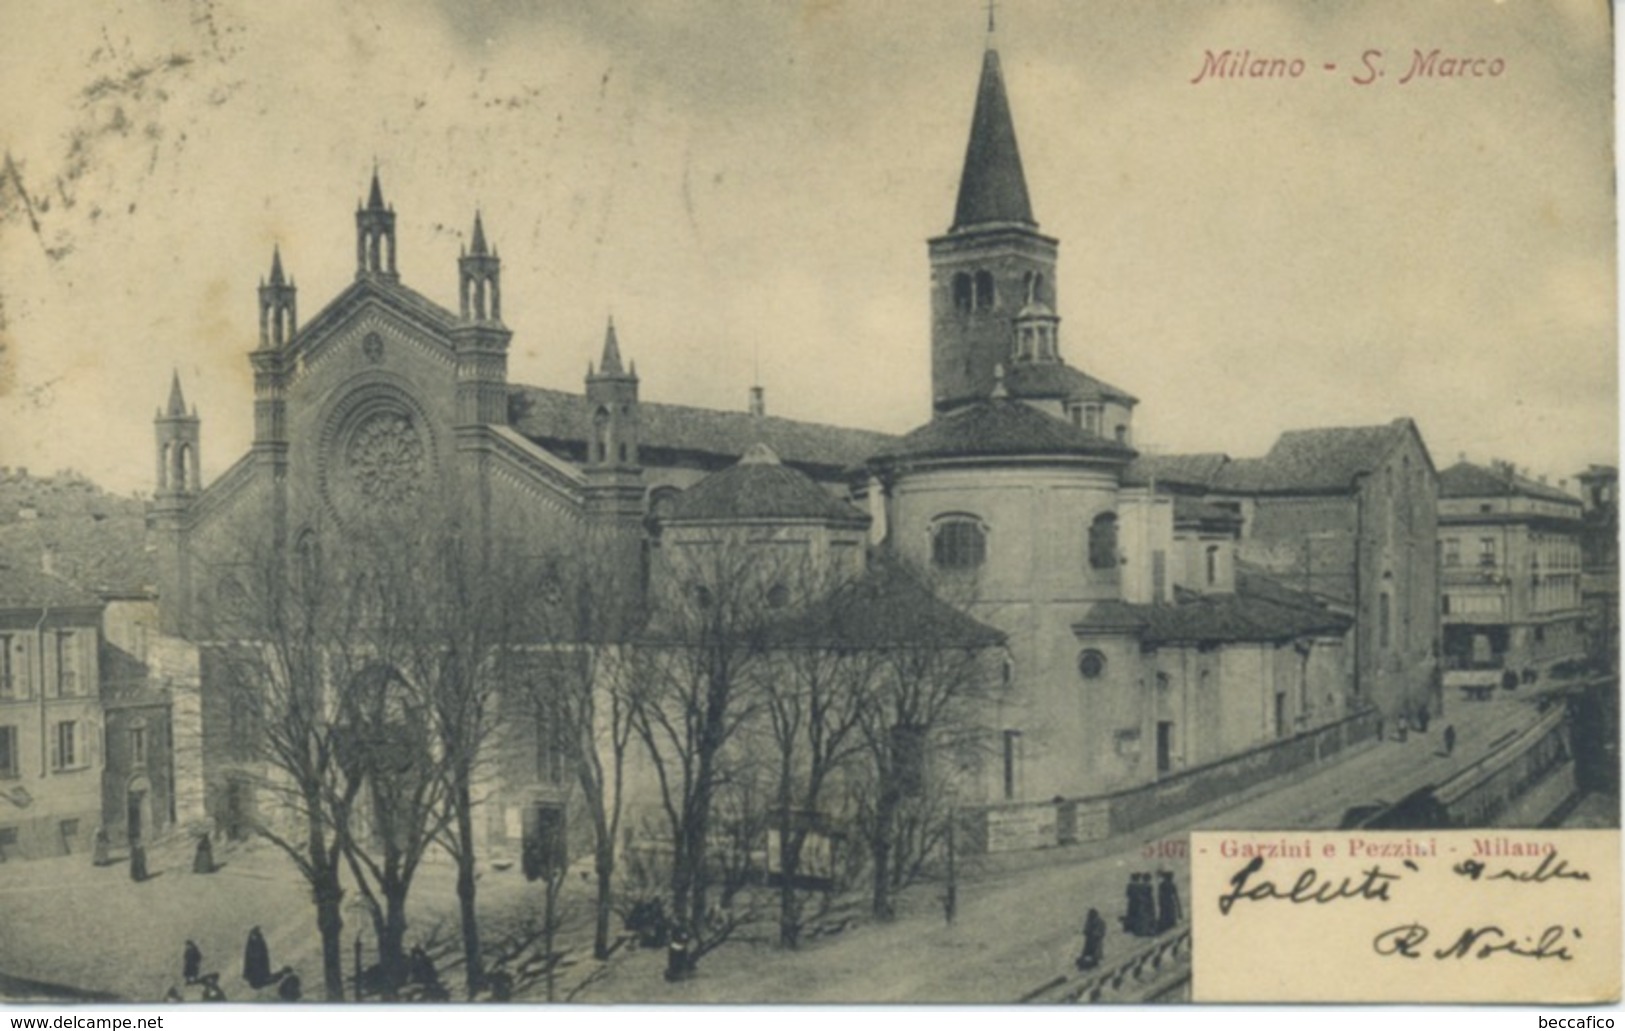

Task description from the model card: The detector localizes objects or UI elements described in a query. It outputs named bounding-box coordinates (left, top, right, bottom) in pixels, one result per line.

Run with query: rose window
left=344, top=411, right=425, bottom=507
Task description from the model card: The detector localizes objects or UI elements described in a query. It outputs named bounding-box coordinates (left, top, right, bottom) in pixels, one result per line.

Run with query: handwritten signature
left=1373, top=923, right=1578, bottom=961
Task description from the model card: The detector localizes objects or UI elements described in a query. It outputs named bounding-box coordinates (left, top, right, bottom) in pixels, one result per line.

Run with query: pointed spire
left=268, top=245, right=285, bottom=286
left=166, top=371, right=187, bottom=417
left=951, top=48, right=1034, bottom=231
left=367, top=166, right=385, bottom=210
left=470, top=211, right=488, bottom=255
left=598, top=317, right=624, bottom=375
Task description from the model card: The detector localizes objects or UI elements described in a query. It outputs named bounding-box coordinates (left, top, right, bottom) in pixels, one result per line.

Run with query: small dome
left=1016, top=299, right=1056, bottom=320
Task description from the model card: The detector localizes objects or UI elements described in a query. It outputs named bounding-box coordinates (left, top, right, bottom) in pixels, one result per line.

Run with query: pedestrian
left=1444, top=724, right=1457, bottom=756
left=243, top=926, right=272, bottom=988
left=1076, top=907, right=1106, bottom=971
left=163, top=985, right=183, bottom=1003
left=193, top=835, right=215, bottom=875
left=665, top=925, right=692, bottom=982
left=1120, top=873, right=1137, bottom=933
left=92, top=828, right=111, bottom=867
left=183, top=939, right=203, bottom=984
left=199, top=973, right=227, bottom=1002
left=1502, top=668, right=1519, bottom=692
left=1416, top=706, right=1430, bottom=733
left=1156, top=871, right=1182, bottom=933
left=1130, top=873, right=1156, bottom=936
left=277, top=972, right=302, bottom=1002
left=129, top=842, right=148, bottom=882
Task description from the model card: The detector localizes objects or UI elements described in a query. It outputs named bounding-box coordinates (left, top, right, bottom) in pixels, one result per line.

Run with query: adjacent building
left=1436, top=459, right=1586, bottom=677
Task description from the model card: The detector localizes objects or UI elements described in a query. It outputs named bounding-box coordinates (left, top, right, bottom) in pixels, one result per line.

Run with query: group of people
left=1075, top=870, right=1184, bottom=972
left=171, top=926, right=301, bottom=1002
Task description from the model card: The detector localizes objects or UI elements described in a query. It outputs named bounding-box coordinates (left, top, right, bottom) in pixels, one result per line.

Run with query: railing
left=1019, top=925, right=1192, bottom=1004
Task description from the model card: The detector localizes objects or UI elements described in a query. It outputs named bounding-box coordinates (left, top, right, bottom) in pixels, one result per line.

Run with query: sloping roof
left=770, top=558, right=1005, bottom=650
left=292, top=276, right=461, bottom=352
left=1004, top=361, right=1138, bottom=405
left=1210, top=420, right=1419, bottom=494
left=951, top=48, right=1034, bottom=231
left=0, top=557, right=103, bottom=610
left=1077, top=570, right=1350, bottom=645
left=872, top=399, right=1134, bottom=464
left=1439, top=461, right=1580, bottom=506
left=1123, top=453, right=1231, bottom=490
left=510, top=386, right=895, bottom=474
left=665, top=444, right=870, bottom=525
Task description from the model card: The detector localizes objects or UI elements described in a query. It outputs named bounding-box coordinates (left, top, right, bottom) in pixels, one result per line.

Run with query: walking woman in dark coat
left=243, top=926, right=272, bottom=988
left=1076, top=907, right=1107, bottom=970
left=1156, top=870, right=1182, bottom=932
left=183, top=940, right=202, bottom=984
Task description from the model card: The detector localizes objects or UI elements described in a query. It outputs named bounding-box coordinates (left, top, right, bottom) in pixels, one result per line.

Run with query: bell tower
left=929, top=44, right=1059, bottom=413
left=452, top=211, right=511, bottom=427
left=152, top=371, right=200, bottom=634
left=355, top=168, right=398, bottom=281
left=584, top=318, right=644, bottom=521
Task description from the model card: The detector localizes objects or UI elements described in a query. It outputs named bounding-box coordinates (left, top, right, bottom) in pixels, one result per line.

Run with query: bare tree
left=209, top=528, right=372, bottom=1001
left=526, top=524, right=642, bottom=961
left=838, top=559, right=1004, bottom=921
left=627, top=531, right=781, bottom=977
left=758, top=572, right=877, bottom=948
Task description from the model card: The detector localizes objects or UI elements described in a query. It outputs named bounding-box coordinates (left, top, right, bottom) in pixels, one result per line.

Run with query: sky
left=0, top=0, right=1615, bottom=496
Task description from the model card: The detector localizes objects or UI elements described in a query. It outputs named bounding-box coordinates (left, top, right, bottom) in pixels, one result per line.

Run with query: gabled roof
left=872, top=398, right=1134, bottom=465
left=951, top=48, right=1035, bottom=231
left=1211, top=419, right=1426, bottom=494
left=1005, top=362, right=1138, bottom=406
left=509, top=385, right=895, bottom=475
left=665, top=444, right=870, bottom=526
left=1439, top=461, right=1580, bottom=506
left=290, top=275, right=461, bottom=355
left=1077, top=570, right=1350, bottom=646
left=1172, top=495, right=1243, bottom=529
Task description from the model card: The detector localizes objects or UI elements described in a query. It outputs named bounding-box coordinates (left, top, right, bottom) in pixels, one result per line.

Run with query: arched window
left=973, top=270, right=995, bottom=313
left=592, top=407, right=610, bottom=463
left=1088, top=512, right=1118, bottom=571
left=952, top=273, right=973, bottom=314
left=932, top=515, right=987, bottom=571
left=294, top=529, right=320, bottom=595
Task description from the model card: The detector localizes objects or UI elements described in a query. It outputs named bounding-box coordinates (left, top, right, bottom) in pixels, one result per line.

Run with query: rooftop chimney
left=749, top=385, right=765, bottom=418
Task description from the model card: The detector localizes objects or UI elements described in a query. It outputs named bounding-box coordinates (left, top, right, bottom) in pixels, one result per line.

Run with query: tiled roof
left=1439, top=461, right=1580, bottom=506
left=665, top=444, right=870, bottom=525
left=0, top=517, right=155, bottom=598
left=1004, top=362, right=1138, bottom=405
left=872, top=399, right=1134, bottom=464
left=1076, top=570, right=1350, bottom=645
left=1210, top=419, right=1420, bottom=494
left=951, top=48, right=1035, bottom=231
left=509, top=386, right=895, bottom=475
left=0, top=556, right=103, bottom=610
left=769, top=558, right=1005, bottom=650
left=1124, top=453, right=1231, bottom=490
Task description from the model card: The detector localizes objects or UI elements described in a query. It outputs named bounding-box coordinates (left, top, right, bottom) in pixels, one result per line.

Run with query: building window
left=1479, top=538, right=1496, bottom=568
left=1078, top=649, right=1107, bottom=680
left=55, top=632, right=78, bottom=698
left=932, top=516, right=987, bottom=571
left=1443, top=538, right=1460, bottom=567
left=0, top=635, right=12, bottom=698
left=1001, top=729, right=1021, bottom=801
left=1442, top=594, right=1451, bottom=615
left=1205, top=545, right=1220, bottom=586
left=972, top=270, right=995, bottom=313
left=51, top=721, right=80, bottom=771
left=0, top=726, right=15, bottom=778
left=592, top=407, right=611, bottom=463
left=952, top=272, right=973, bottom=314
left=1114, top=424, right=1128, bottom=445
left=1088, top=513, right=1118, bottom=571
left=130, top=725, right=148, bottom=768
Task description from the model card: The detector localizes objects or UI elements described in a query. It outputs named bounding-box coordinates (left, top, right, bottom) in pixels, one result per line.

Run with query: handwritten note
left=1190, top=831, right=1620, bottom=1003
